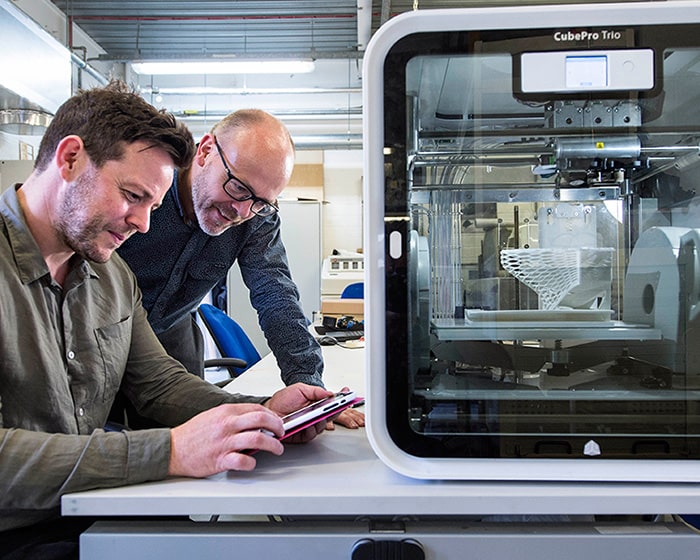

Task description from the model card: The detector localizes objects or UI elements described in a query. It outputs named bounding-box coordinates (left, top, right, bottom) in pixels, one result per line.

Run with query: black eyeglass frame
left=212, top=135, right=279, bottom=217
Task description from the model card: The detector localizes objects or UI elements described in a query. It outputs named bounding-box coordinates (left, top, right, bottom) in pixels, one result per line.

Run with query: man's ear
left=55, top=135, right=87, bottom=181
left=195, top=134, right=214, bottom=167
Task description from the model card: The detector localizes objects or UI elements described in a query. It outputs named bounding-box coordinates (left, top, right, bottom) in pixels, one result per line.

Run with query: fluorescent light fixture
left=131, top=60, right=315, bottom=75
left=140, top=86, right=361, bottom=96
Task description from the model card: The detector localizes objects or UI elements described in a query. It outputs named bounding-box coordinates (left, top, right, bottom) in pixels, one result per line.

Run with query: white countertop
left=62, top=344, right=700, bottom=518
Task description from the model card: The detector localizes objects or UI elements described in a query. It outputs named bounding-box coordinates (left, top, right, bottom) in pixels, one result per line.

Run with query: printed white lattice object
left=500, top=248, right=581, bottom=310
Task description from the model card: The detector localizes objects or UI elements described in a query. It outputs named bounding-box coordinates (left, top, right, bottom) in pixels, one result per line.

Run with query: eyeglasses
left=212, top=136, right=279, bottom=217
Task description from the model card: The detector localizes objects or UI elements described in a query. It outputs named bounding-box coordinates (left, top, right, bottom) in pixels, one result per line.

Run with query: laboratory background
left=5, top=1, right=700, bottom=558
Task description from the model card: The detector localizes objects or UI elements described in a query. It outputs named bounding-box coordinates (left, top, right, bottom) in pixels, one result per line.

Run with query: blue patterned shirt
left=117, top=175, right=324, bottom=387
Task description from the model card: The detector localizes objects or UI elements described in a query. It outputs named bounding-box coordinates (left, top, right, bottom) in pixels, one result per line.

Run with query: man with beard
left=116, top=110, right=364, bottom=430
left=0, top=82, right=335, bottom=559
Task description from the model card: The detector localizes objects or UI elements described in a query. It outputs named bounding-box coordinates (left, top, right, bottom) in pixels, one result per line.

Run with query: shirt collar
left=170, top=168, right=202, bottom=229
left=170, top=169, right=186, bottom=219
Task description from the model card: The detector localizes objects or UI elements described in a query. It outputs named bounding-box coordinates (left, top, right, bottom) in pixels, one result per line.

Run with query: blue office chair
left=680, top=514, right=700, bottom=530
left=340, top=282, right=364, bottom=299
left=197, top=303, right=261, bottom=378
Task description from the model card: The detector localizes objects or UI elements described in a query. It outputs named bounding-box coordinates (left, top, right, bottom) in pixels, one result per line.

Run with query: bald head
left=188, top=109, right=295, bottom=235
left=212, top=109, right=294, bottom=190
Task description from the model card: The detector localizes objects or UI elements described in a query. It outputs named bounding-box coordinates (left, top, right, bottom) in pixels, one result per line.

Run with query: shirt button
left=77, top=407, right=85, bottom=417
left=67, top=351, right=75, bottom=359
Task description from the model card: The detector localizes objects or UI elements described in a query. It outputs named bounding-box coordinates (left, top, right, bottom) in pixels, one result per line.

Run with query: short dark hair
left=35, top=80, right=194, bottom=173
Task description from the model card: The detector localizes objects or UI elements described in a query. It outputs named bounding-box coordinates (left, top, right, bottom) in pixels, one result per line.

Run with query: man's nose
left=230, top=198, right=255, bottom=219
left=128, top=206, right=151, bottom=233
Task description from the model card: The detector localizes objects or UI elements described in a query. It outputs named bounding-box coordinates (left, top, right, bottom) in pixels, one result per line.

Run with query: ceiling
left=51, top=0, right=364, bottom=61
left=47, top=0, right=645, bottom=62
left=46, top=1, right=502, bottom=147
left=9, top=0, right=647, bottom=147
left=45, top=0, right=408, bottom=147
left=48, top=1, right=516, bottom=61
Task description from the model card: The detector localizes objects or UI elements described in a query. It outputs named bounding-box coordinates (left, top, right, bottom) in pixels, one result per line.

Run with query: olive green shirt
left=0, top=186, right=266, bottom=532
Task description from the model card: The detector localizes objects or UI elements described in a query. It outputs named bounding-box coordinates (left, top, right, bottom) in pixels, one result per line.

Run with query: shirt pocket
left=187, top=259, right=229, bottom=281
left=94, top=316, right=132, bottom=402
left=181, top=260, right=230, bottom=304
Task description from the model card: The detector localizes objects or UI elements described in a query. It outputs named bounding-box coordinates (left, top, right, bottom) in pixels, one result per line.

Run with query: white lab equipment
left=364, top=1, right=700, bottom=481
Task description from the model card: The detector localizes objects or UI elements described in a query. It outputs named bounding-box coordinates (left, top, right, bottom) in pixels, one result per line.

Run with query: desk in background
left=63, top=345, right=700, bottom=559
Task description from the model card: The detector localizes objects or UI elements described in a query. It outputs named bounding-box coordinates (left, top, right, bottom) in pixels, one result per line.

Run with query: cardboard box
left=320, top=298, right=364, bottom=320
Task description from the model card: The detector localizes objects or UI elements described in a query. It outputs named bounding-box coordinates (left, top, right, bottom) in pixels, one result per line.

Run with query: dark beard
left=55, top=168, right=111, bottom=263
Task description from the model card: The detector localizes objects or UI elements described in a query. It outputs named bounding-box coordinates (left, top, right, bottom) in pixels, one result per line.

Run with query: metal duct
left=0, top=0, right=71, bottom=115
left=0, top=108, right=52, bottom=135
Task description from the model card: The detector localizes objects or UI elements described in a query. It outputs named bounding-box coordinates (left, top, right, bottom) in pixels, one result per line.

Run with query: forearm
left=0, top=427, right=170, bottom=530
left=238, top=218, right=325, bottom=386
left=123, top=304, right=268, bottom=425
left=123, top=367, right=269, bottom=426
left=268, top=332, right=325, bottom=387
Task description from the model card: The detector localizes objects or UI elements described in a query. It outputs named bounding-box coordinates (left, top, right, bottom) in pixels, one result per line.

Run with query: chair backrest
left=340, top=282, right=364, bottom=299
left=197, top=303, right=261, bottom=376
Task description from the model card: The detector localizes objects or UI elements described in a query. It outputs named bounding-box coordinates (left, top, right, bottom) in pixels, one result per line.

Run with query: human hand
left=325, top=406, right=365, bottom=430
left=265, top=383, right=337, bottom=443
left=264, top=383, right=334, bottom=417
left=168, top=403, right=285, bottom=478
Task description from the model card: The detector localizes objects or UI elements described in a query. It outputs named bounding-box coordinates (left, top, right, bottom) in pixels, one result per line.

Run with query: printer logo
left=553, top=29, right=623, bottom=42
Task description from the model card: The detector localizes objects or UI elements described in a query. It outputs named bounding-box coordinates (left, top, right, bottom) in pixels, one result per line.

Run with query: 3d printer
left=364, top=1, right=700, bottom=481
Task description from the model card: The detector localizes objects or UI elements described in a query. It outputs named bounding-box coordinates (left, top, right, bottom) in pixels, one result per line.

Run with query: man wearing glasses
left=117, top=109, right=363, bottom=430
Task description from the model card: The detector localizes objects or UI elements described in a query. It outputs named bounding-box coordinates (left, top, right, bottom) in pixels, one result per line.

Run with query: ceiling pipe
left=294, top=136, right=363, bottom=149
left=67, top=16, right=109, bottom=86
left=100, top=50, right=364, bottom=62
left=380, top=0, right=393, bottom=25
left=70, top=51, right=109, bottom=86
left=357, top=0, right=372, bottom=51
left=174, top=109, right=362, bottom=120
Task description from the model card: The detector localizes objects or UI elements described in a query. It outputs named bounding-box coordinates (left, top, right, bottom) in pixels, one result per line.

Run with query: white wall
left=224, top=149, right=364, bottom=357
left=0, top=159, right=35, bottom=191
left=321, top=150, right=364, bottom=257
left=0, top=133, right=40, bottom=161
left=280, top=148, right=364, bottom=259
